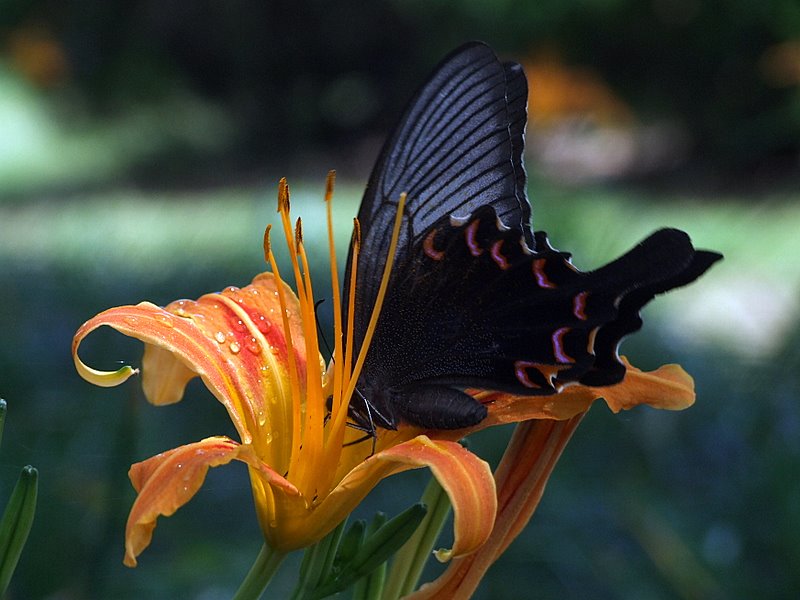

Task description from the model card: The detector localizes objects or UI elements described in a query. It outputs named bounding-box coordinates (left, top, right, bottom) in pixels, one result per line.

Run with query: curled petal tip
left=75, top=362, right=139, bottom=388
left=434, top=547, right=453, bottom=563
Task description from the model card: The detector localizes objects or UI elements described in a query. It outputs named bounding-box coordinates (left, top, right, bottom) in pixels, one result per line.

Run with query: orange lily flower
left=72, top=174, right=697, bottom=581
left=72, top=175, right=496, bottom=568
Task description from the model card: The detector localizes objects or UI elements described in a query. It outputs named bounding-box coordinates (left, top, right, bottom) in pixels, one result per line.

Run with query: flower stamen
left=324, top=171, right=347, bottom=439
left=342, top=193, right=407, bottom=410
left=263, top=219, right=304, bottom=476
left=296, top=229, right=327, bottom=494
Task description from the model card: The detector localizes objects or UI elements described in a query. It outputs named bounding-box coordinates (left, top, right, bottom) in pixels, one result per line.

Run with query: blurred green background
left=1, top=1, right=799, bottom=598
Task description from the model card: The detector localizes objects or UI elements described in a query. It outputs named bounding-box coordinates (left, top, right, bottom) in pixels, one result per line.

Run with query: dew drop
left=214, top=331, right=226, bottom=344
left=233, top=319, right=247, bottom=332
left=245, top=337, right=261, bottom=354
left=251, top=312, right=271, bottom=333
left=229, top=341, right=241, bottom=354
left=257, top=409, right=267, bottom=427
left=155, top=314, right=174, bottom=328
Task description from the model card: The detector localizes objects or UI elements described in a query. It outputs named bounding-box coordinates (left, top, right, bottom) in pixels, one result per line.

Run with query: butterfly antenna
left=313, top=298, right=334, bottom=359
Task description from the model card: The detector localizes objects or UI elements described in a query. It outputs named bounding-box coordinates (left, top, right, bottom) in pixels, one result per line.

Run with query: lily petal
left=72, top=274, right=309, bottom=454
left=599, top=360, right=695, bottom=412
left=375, top=436, right=496, bottom=561
left=262, top=436, right=496, bottom=557
left=473, top=359, right=695, bottom=427
left=125, top=436, right=298, bottom=567
left=410, top=358, right=696, bottom=598
left=408, top=417, right=583, bottom=600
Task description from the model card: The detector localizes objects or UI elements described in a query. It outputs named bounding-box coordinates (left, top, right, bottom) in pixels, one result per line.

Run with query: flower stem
left=232, top=544, right=286, bottom=600
left=384, top=477, right=451, bottom=599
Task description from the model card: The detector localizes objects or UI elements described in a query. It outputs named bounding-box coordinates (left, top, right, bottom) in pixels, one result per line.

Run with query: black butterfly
left=342, top=42, right=721, bottom=433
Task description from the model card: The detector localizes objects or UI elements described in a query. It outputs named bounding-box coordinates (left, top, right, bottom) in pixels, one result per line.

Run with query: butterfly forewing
left=345, top=43, right=531, bottom=356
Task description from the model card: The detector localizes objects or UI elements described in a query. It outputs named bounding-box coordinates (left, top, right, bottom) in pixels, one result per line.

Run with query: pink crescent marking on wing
left=490, top=240, right=511, bottom=270
left=532, top=259, right=556, bottom=288
left=514, top=360, right=542, bottom=389
left=552, top=327, right=573, bottom=364
left=465, top=220, right=483, bottom=256
left=423, top=229, right=445, bottom=260
left=573, top=291, right=589, bottom=320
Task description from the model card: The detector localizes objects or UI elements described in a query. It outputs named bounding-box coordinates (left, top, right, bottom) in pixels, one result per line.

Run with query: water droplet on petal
left=263, top=431, right=273, bottom=443
left=245, top=337, right=261, bottom=354
left=123, top=316, right=139, bottom=326
left=229, top=341, right=241, bottom=354
left=155, top=314, right=174, bottom=328
left=214, top=331, right=226, bottom=344
left=233, top=319, right=247, bottom=332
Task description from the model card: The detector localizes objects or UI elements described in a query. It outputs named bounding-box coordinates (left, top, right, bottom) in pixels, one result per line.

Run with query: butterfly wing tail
left=580, top=243, right=722, bottom=385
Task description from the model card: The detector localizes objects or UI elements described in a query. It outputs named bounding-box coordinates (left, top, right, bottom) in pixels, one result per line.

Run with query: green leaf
left=0, top=465, right=37, bottom=595
left=335, top=519, right=366, bottom=570
left=384, top=478, right=452, bottom=599
left=292, top=519, right=349, bottom=600
left=0, top=399, right=7, bottom=449
left=310, top=504, right=427, bottom=599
